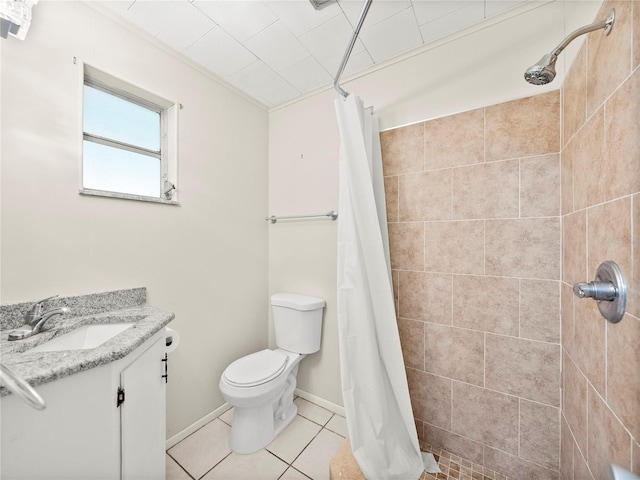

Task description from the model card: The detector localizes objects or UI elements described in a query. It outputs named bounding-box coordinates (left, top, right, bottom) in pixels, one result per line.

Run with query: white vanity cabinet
left=0, top=328, right=167, bottom=480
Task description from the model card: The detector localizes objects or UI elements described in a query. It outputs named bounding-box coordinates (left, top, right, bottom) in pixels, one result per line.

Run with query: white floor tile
left=167, top=399, right=347, bottom=480
left=202, top=449, right=288, bottom=480
left=219, top=406, right=234, bottom=426
left=292, top=429, right=345, bottom=480
left=279, top=466, right=311, bottom=480
left=266, top=415, right=322, bottom=464
left=294, top=397, right=333, bottom=426
left=168, top=419, right=231, bottom=479
left=166, top=453, right=192, bottom=480
left=325, top=414, right=348, bottom=437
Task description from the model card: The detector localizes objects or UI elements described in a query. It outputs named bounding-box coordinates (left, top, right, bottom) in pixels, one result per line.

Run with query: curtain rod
left=265, top=211, right=338, bottom=224
left=333, top=0, right=373, bottom=98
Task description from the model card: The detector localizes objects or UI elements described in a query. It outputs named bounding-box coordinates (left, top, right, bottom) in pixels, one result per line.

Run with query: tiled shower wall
left=381, top=90, right=563, bottom=479
left=561, top=1, right=640, bottom=479
left=380, top=2, right=640, bottom=479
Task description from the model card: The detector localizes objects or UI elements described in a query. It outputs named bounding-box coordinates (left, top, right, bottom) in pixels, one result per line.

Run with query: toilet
left=219, top=292, right=325, bottom=454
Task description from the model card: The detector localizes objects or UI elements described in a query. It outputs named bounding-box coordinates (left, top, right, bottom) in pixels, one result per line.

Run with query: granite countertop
left=0, top=289, right=175, bottom=397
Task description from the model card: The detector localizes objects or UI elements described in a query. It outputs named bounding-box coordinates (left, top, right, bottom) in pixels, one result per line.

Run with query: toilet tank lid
left=271, top=293, right=325, bottom=311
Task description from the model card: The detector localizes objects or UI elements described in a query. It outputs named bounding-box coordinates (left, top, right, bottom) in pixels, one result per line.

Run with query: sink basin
left=30, top=323, right=134, bottom=353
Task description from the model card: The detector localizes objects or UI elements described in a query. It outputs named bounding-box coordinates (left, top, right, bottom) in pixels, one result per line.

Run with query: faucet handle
left=24, top=295, right=58, bottom=323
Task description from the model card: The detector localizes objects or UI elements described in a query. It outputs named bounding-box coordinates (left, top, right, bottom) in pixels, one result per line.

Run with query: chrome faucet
left=8, top=295, right=70, bottom=341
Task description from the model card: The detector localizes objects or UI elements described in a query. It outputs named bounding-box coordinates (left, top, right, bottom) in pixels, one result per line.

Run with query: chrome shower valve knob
left=573, top=281, right=617, bottom=301
left=573, top=260, right=627, bottom=323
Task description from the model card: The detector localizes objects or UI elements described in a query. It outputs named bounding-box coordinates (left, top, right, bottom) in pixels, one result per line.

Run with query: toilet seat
left=223, top=349, right=290, bottom=387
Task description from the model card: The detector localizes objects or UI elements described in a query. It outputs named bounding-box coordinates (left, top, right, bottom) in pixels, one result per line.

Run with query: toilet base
left=228, top=367, right=299, bottom=454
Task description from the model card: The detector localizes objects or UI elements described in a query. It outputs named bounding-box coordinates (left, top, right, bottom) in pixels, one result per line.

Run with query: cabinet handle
left=117, top=387, right=125, bottom=407
left=161, top=354, right=168, bottom=383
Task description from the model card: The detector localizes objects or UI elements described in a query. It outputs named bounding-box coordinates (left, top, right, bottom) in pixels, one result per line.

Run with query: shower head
left=524, top=54, right=557, bottom=86
left=524, top=9, right=615, bottom=85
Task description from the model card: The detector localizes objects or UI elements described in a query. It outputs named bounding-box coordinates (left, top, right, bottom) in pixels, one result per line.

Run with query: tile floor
left=166, top=396, right=510, bottom=480
left=167, top=397, right=347, bottom=480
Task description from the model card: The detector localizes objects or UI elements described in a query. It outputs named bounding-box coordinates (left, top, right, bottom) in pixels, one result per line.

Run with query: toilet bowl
left=219, top=349, right=304, bottom=453
left=219, top=293, right=325, bottom=454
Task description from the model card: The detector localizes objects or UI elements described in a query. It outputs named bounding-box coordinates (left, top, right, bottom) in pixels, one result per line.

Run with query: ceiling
left=98, top=0, right=527, bottom=108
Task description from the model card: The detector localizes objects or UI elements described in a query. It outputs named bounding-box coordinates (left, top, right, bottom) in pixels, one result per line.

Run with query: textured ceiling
left=99, top=0, right=527, bottom=107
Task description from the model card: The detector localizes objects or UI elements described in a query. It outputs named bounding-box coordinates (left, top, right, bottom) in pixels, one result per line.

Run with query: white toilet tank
left=271, top=293, right=325, bottom=354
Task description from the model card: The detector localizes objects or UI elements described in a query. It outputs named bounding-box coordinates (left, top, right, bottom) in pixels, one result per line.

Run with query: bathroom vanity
left=0, top=288, right=174, bottom=480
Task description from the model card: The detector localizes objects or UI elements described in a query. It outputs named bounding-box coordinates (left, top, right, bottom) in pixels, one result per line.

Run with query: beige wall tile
left=415, top=419, right=425, bottom=443
left=520, top=279, right=560, bottom=343
left=563, top=210, right=587, bottom=286
left=380, top=123, right=424, bottom=175
left=604, top=68, right=640, bottom=201
left=574, top=448, right=594, bottom=480
left=485, top=334, right=560, bottom=406
left=483, top=446, right=560, bottom=480
left=520, top=154, right=560, bottom=218
left=587, top=384, right=631, bottom=480
left=425, top=220, right=484, bottom=275
left=406, top=368, right=452, bottom=429
left=425, top=108, right=484, bottom=170
left=560, top=417, right=574, bottom=480
left=389, top=222, right=424, bottom=270
left=607, top=314, right=640, bottom=441
left=406, top=368, right=428, bottom=423
left=485, top=218, right=561, bottom=280
left=573, top=298, right=606, bottom=396
left=563, top=46, right=587, bottom=147
left=563, top=351, right=588, bottom=458
left=561, top=282, right=575, bottom=358
left=422, top=374, right=452, bottom=431
left=634, top=441, right=640, bottom=475
left=520, top=400, right=560, bottom=469
left=452, top=275, right=519, bottom=336
left=423, top=423, right=484, bottom=466
left=398, top=271, right=452, bottom=324
left=561, top=148, right=574, bottom=215
left=399, top=170, right=452, bottom=221
left=384, top=176, right=399, bottom=223
left=485, top=91, right=560, bottom=162
left=633, top=195, right=640, bottom=318
left=634, top=1, right=640, bottom=70
left=587, top=197, right=631, bottom=281
left=398, top=318, right=424, bottom=370
left=570, top=107, right=606, bottom=211
left=586, top=1, right=633, bottom=116
left=392, top=269, right=399, bottom=312
left=425, top=323, right=484, bottom=386
left=451, top=382, right=519, bottom=454
left=452, top=160, right=519, bottom=220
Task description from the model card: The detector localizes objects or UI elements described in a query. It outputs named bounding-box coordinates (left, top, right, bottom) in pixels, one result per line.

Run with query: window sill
left=79, top=188, right=180, bottom=206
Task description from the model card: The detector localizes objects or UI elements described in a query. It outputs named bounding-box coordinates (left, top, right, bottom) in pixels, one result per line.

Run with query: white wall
left=268, top=0, right=603, bottom=407
left=0, top=0, right=269, bottom=438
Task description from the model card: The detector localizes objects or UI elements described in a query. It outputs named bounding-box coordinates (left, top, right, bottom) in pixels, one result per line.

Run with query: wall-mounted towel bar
left=266, top=211, right=338, bottom=224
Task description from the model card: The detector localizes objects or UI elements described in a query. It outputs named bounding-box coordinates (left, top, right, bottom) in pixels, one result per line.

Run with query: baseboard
left=165, top=402, right=232, bottom=449
left=295, top=388, right=345, bottom=417
left=166, top=390, right=345, bottom=449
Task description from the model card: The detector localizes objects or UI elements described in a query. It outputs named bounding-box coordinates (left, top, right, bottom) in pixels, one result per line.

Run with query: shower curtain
left=335, top=95, right=425, bottom=480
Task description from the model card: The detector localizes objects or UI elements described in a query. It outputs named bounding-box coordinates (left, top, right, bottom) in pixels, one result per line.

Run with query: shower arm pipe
left=548, top=10, right=615, bottom=61
left=265, top=211, right=338, bottom=224
left=333, top=0, right=373, bottom=98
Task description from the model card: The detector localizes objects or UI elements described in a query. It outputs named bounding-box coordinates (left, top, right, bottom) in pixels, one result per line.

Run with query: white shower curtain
left=335, top=95, right=425, bottom=480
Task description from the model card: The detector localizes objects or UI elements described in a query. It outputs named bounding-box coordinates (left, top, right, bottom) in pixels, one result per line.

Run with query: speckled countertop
left=0, top=288, right=175, bottom=397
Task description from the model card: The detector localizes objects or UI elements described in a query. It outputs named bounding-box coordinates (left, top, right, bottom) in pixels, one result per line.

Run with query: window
left=81, top=66, right=178, bottom=204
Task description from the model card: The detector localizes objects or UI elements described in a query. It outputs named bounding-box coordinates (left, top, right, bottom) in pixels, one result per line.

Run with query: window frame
left=79, top=63, right=179, bottom=205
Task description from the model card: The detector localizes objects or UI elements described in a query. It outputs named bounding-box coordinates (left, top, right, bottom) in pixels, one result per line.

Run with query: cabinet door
left=120, top=336, right=166, bottom=480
